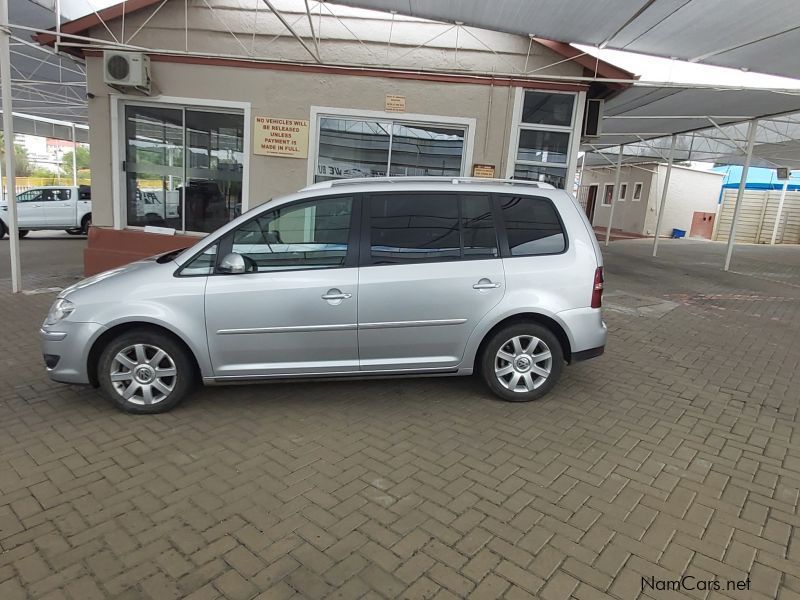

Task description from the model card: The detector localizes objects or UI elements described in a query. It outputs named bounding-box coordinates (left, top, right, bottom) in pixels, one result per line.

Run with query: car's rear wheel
left=480, top=322, right=564, bottom=402
left=97, top=330, right=194, bottom=413
left=0, top=222, right=6, bottom=239
left=81, top=214, right=92, bottom=235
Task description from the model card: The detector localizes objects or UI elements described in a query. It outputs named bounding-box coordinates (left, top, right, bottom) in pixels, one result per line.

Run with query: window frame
left=632, top=182, right=644, bottom=201
left=176, top=193, right=362, bottom=277
left=494, top=193, right=569, bottom=259
left=602, top=183, right=614, bottom=207
left=111, top=94, right=251, bottom=233
left=505, top=88, right=584, bottom=190
left=619, top=183, right=627, bottom=201
left=308, top=106, right=476, bottom=185
left=359, top=191, right=502, bottom=267
left=17, top=189, right=42, bottom=203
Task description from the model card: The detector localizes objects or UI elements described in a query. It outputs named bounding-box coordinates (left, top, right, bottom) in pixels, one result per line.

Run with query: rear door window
left=497, top=195, right=566, bottom=256
left=367, top=193, right=460, bottom=264
left=365, top=192, right=499, bottom=264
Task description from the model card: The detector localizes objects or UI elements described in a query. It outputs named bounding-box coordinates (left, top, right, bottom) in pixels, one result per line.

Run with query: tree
left=62, top=146, right=91, bottom=178
left=0, top=133, right=31, bottom=176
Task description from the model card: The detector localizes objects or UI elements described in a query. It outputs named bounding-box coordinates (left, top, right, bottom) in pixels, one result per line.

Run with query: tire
left=480, top=322, right=564, bottom=402
left=19, top=230, right=29, bottom=238
left=81, top=214, right=92, bottom=235
left=97, top=329, right=195, bottom=414
left=0, top=221, right=6, bottom=239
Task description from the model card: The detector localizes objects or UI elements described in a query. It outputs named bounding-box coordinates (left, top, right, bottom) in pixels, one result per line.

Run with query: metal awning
left=583, top=86, right=800, bottom=169
left=8, top=0, right=87, bottom=128
left=336, top=0, right=800, bottom=80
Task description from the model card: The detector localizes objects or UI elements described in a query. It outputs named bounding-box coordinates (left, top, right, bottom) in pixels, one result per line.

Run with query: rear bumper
left=556, top=306, right=607, bottom=358
left=571, top=345, right=605, bottom=362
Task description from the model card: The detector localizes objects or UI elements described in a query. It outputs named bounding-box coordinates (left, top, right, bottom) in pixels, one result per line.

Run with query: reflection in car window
left=498, top=195, right=566, bottom=256
left=181, top=244, right=217, bottom=275
left=368, top=193, right=498, bottom=264
left=369, top=193, right=460, bottom=264
left=17, top=190, right=42, bottom=203
left=230, top=197, right=352, bottom=272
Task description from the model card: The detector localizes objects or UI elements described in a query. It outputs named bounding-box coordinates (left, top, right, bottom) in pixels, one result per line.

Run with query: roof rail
left=301, top=177, right=556, bottom=191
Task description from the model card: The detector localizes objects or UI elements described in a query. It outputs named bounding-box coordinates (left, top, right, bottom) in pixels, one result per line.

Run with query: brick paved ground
left=1, top=238, right=799, bottom=600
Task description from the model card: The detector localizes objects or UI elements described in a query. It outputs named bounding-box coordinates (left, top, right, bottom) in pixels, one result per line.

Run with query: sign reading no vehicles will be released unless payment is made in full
left=253, top=117, right=310, bottom=158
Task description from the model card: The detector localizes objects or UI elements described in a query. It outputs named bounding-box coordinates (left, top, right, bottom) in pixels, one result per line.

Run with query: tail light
left=591, top=267, right=604, bottom=308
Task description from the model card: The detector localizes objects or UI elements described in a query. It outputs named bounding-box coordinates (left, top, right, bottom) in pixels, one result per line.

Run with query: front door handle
left=321, top=289, right=352, bottom=301
left=473, top=279, right=501, bottom=290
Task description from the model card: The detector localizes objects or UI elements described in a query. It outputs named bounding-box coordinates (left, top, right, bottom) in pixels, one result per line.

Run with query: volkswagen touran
left=42, top=178, right=607, bottom=413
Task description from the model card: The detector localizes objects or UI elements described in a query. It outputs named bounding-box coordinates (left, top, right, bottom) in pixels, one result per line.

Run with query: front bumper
left=40, top=321, right=105, bottom=384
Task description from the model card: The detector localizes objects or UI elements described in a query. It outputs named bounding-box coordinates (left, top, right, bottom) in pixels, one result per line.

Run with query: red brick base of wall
left=84, top=227, right=202, bottom=275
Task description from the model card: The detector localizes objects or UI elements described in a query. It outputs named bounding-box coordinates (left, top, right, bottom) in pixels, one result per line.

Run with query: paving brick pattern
left=1, top=239, right=799, bottom=599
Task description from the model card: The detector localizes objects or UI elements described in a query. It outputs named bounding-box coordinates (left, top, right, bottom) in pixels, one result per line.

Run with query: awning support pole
left=724, top=119, right=758, bottom=272
left=1, top=0, right=21, bottom=293
left=604, top=145, right=624, bottom=247
left=770, top=178, right=789, bottom=245
left=71, top=124, right=77, bottom=186
left=652, top=134, right=677, bottom=257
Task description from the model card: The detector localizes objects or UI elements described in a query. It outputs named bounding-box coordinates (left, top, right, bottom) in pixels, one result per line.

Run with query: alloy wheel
left=109, top=343, right=177, bottom=405
left=494, top=335, right=552, bottom=392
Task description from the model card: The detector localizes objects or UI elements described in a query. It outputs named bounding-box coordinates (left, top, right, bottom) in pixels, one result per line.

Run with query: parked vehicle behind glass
left=0, top=185, right=92, bottom=238
left=41, top=178, right=606, bottom=413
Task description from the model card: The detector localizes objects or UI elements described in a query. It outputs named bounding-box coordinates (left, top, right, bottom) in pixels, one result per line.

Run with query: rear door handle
left=473, top=279, right=501, bottom=290
left=321, top=290, right=352, bottom=300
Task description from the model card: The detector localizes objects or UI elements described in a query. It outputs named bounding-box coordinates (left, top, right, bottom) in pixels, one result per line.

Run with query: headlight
left=45, top=298, right=75, bottom=325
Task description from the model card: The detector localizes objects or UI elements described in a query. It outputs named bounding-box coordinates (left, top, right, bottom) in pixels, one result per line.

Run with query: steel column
left=652, top=134, right=677, bottom=257
left=1, top=0, right=21, bottom=292
left=71, top=124, right=77, bottom=186
left=770, top=178, right=789, bottom=245
left=724, top=119, right=758, bottom=272
left=604, top=145, right=624, bottom=247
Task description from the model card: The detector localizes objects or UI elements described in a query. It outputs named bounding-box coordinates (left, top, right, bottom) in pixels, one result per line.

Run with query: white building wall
left=653, top=165, right=724, bottom=237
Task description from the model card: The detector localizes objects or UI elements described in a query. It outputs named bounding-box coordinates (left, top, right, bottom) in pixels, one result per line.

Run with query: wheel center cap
left=514, top=356, right=531, bottom=372
left=134, top=365, right=155, bottom=383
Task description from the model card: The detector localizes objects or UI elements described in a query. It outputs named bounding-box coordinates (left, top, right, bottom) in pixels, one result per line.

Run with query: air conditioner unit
left=103, top=51, right=151, bottom=94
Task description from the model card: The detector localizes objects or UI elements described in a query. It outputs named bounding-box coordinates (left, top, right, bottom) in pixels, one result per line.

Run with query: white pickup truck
left=0, top=185, right=91, bottom=238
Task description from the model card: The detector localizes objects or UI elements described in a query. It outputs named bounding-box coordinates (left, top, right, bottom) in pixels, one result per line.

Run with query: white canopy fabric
left=337, top=0, right=800, bottom=80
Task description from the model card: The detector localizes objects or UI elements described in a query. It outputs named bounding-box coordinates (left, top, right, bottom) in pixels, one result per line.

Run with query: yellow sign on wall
left=253, top=117, right=309, bottom=158
left=472, top=164, right=496, bottom=178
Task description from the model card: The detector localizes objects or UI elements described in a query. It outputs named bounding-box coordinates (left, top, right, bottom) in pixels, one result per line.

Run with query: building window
left=510, top=90, right=577, bottom=189
left=123, top=104, right=244, bottom=233
left=314, top=117, right=466, bottom=182
left=619, top=183, right=627, bottom=201
left=602, top=184, right=614, bottom=206
left=633, top=182, right=643, bottom=201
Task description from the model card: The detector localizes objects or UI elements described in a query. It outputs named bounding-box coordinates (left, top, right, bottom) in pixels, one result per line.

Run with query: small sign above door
left=385, top=95, right=406, bottom=113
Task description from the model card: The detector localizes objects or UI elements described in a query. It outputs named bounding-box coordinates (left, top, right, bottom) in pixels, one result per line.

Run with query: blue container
left=671, top=228, right=686, bottom=239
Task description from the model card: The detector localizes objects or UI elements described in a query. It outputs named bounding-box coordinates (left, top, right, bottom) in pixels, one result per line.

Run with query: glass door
left=124, top=105, right=184, bottom=230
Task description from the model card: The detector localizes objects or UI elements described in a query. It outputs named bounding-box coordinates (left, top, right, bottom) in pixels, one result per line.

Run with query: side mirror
left=218, top=252, right=246, bottom=274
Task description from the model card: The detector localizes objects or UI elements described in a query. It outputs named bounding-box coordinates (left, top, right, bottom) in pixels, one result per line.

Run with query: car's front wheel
left=480, top=322, right=564, bottom=402
left=97, top=330, right=195, bottom=413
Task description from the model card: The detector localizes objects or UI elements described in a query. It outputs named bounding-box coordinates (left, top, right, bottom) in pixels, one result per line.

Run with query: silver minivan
left=41, top=178, right=607, bottom=413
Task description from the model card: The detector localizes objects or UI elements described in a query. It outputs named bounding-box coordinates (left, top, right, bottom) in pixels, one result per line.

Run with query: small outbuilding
left=578, top=163, right=724, bottom=239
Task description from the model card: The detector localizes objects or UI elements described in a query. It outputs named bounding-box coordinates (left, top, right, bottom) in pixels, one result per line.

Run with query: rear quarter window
left=498, top=195, right=566, bottom=256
